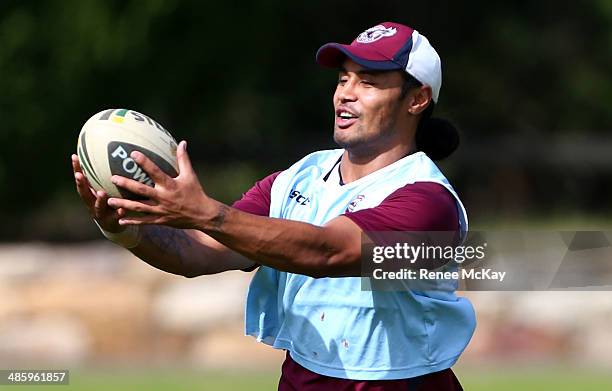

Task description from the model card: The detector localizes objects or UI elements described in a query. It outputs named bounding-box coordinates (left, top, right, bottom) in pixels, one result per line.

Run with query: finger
left=74, top=171, right=97, bottom=207
left=118, top=215, right=164, bottom=226
left=108, top=198, right=157, bottom=210
left=93, top=191, right=124, bottom=226
left=176, top=140, right=195, bottom=177
left=111, top=175, right=156, bottom=199
left=130, top=151, right=170, bottom=186
left=94, top=191, right=114, bottom=217
left=71, top=154, right=83, bottom=174
left=107, top=197, right=158, bottom=214
left=72, top=154, right=96, bottom=194
left=75, top=168, right=97, bottom=196
left=116, top=207, right=127, bottom=218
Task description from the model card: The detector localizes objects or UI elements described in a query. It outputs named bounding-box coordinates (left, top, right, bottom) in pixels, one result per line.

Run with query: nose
left=337, top=79, right=357, bottom=103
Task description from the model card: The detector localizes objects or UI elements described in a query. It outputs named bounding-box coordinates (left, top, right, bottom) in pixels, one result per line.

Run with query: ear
left=406, top=85, right=433, bottom=115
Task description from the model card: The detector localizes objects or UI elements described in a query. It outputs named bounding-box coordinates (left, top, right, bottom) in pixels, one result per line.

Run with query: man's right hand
left=71, top=154, right=125, bottom=233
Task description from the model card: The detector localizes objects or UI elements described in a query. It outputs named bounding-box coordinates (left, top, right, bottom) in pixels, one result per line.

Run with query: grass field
left=457, top=367, right=612, bottom=391
left=8, top=367, right=612, bottom=390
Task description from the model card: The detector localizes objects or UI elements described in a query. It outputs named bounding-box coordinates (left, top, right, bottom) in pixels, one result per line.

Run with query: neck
left=340, top=140, right=416, bottom=184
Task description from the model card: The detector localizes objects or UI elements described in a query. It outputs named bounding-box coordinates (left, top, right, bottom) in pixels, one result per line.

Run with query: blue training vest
left=245, top=149, right=475, bottom=380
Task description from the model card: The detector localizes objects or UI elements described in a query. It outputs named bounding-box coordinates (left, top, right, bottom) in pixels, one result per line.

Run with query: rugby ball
left=77, top=108, right=178, bottom=199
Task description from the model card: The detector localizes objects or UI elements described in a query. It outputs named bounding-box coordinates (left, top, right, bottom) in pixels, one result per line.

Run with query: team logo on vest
left=288, top=189, right=310, bottom=206
left=346, top=194, right=365, bottom=212
left=356, top=25, right=397, bottom=43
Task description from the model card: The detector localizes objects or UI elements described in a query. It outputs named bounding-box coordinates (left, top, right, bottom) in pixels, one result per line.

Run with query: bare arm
left=120, top=201, right=361, bottom=279
left=71, top=154, right=255, bottom=277
left=107, top=143, right=364, bottom=278
left=199, top=203, right=362, bottom=278
left=130, top=226, right=255, bottom=277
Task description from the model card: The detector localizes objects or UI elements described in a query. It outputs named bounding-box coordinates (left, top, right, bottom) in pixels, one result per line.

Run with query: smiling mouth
left=336, top=109, right=359, bottom=129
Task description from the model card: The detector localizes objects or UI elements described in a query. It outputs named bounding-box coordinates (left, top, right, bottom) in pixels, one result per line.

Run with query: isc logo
left=289, top=189, right=310, bottom=206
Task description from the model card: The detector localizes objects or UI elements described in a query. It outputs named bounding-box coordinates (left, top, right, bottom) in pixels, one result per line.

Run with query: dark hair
left=400, top=73, right=460, bottom=161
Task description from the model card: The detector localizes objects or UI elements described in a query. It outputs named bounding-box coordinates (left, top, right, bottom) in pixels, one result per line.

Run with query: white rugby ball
left=77, top=108, right=178, bottom=199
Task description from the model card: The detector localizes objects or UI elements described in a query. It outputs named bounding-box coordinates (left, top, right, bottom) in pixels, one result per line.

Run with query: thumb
left=176, top=140, right=195, bottom=177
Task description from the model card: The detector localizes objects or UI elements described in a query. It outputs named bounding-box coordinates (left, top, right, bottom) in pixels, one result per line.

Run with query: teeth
left=339, top=112, right=354, bottom=119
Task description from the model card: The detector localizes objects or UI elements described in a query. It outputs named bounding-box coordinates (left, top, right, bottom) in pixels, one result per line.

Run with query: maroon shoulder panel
left=344, top=182, right=459, bottom=232
left=232, top=171, right=282, bottom=216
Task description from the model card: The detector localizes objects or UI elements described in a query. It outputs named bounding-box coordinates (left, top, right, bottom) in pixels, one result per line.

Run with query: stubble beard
left=333, top=120, right=397, bottom=156
left=333, top=123, right=366, bottom=150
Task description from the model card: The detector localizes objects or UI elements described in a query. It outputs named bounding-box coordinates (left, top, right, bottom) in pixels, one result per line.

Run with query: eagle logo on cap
left=356, top=25, right=397, bottom=43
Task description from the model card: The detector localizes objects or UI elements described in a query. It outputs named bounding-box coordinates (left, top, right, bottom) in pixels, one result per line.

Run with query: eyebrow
left=338, top=67, right=386, bottom=76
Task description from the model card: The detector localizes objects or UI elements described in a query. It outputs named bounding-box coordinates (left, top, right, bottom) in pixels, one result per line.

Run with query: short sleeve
left=344, top=182, right=459, bottom=232
left=232, top=171, right=282, bottom=216
left=231, top=171, right=281, bottom=272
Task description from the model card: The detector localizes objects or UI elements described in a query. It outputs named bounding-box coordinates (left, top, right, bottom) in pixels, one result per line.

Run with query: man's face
left=333, top=59, right=407, bottom=152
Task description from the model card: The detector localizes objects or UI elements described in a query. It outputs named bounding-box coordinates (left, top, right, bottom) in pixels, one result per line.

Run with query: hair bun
left=415, top=117, right=460, bottom=161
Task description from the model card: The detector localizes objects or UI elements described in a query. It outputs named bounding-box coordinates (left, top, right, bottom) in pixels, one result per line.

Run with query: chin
left=333, top=129, right=351, bottom=148
left=334, top=131, right=362, bottom=150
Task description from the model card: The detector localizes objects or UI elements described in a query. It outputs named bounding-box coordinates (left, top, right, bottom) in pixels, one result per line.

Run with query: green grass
left=5, top=370, right=278, bottom=391
left=7, top=367, right=612, bottom=391
left=457, top=367, right=612, bottom=391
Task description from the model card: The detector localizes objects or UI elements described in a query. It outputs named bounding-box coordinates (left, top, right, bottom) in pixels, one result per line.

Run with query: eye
left=361, top=80, right=375, bottom=86
left=337, top=77, right=348, bottom=85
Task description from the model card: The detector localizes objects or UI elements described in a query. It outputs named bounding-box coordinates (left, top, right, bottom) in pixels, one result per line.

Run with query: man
left=72, top=22, right=475, bottom=390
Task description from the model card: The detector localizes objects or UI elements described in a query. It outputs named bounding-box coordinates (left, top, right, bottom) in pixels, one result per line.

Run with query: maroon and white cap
left=316, top=22, right=442, bottom=102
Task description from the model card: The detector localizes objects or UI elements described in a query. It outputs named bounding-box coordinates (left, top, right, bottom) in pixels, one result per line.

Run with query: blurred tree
left=0, top=0, right=610, bottom=240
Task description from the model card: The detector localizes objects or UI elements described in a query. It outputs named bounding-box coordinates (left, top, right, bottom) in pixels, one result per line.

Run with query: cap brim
left=316, top=43, right=403, bottom=71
